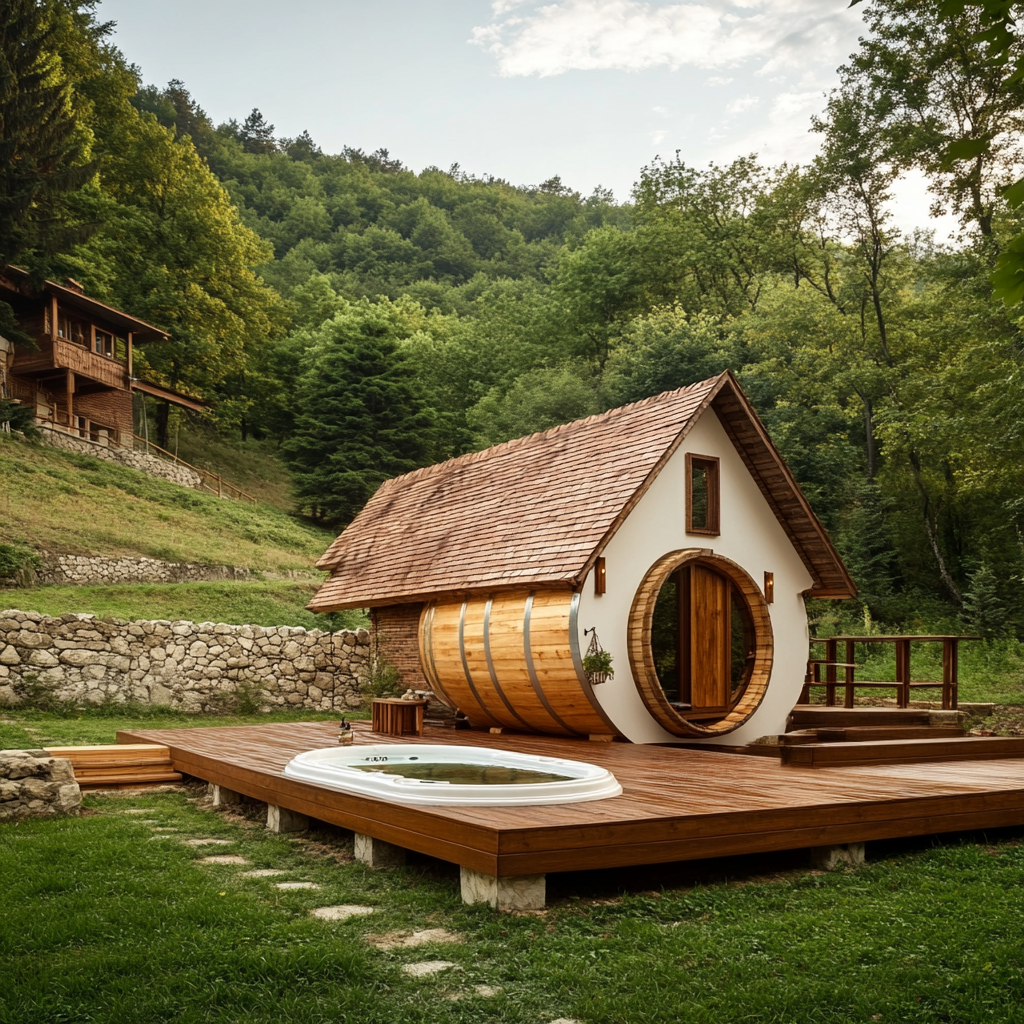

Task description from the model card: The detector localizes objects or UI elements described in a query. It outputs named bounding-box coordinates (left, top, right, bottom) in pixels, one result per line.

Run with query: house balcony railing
left=14, top=337, right=129, bottom=391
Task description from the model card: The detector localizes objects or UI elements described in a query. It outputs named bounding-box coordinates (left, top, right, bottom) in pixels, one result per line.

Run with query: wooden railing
left=132, top=435, right=257, bottom=503
left=802, top=635, right=979, bottom=711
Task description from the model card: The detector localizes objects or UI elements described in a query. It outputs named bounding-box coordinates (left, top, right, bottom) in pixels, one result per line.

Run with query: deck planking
left=117, top=721, right=1024, bottom=877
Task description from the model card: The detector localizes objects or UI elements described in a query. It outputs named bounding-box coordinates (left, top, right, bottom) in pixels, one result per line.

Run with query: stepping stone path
left=198, top=856, right=251, bottom=865
left=184, top=839, right=233, bottom=846
left=368, top=929, right=463, bottom=950
left=402, top=961, right=458, bottom=978
left=151, top=827, right=178, bottom=832
left=120, top=809, right=150, bottom=814
left=274, top=882, right=319, bottom=890
left=240, top=869, right=285, bottom=878
left=310, top=905, right=374, bottom=921
left=445, top=985, right=502, bottom=1001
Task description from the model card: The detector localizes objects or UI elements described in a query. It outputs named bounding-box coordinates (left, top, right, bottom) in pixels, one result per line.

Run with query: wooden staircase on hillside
left=44, top=744, right=183, bottom=791
left=778, top=706, right=1024, bottom=767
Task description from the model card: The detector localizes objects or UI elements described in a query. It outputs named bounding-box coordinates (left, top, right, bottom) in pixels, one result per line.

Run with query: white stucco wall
left=576, top=410, right=813, bottom=744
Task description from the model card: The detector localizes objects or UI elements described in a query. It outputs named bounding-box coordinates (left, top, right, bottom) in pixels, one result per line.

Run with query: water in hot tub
left=349, top=757, right=573, bottom=786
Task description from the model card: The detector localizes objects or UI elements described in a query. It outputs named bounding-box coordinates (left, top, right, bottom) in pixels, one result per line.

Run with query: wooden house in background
left=310, top=371, right=857, bottom=746
left=0, top=265, right=203, bottom=447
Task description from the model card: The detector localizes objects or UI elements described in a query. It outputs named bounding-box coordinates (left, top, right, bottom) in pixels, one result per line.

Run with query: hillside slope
left=0, top=435, right=333, bottom=572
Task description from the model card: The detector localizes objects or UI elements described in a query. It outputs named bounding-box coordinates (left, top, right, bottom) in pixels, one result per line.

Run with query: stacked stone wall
left=0, top=610, right=369, bottom=713
left=0, top=749, right=81, bottom=821
left=25, top=552, right=253, bottom=588
left=40, top=426, right=203, bottom=489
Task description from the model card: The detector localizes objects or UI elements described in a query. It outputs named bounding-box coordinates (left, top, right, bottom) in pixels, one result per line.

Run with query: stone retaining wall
left=0, top=609, right=369, bottom=713
left=0, top=749, right=81, bottom=821
left=41, top=426, right=203, bottom=489
left=29, top=552, right=253, bottom=587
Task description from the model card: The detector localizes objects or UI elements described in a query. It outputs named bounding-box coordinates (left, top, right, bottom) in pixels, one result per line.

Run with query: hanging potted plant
left=583, top=630, right=613, bottom=685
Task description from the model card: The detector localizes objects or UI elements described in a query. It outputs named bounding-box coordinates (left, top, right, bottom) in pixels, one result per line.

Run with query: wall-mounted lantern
left=763, top=571, right=774, bottom=604
left=594, top=556, right=607, bottom=595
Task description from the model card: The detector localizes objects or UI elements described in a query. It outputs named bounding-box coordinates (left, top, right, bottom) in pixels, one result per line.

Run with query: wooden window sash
left=685, top=452, right=720, bottom=537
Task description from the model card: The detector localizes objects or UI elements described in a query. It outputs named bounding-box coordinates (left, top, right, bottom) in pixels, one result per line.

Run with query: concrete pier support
left=810, top=842, right=865, bottom=870
left=267, top=804, right=309, bottom=833
left=354, top=833, right=407, bottom=869
left=208, top=784, right=243, bottom=808
left=460, top=867, right=546, bottom=911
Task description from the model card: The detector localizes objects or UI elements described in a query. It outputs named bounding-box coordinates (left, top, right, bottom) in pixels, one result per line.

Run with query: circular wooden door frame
left=627, top=548, right=775, bottom=737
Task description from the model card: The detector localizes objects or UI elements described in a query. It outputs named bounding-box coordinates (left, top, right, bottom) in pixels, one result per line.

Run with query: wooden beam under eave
left=51, top=296, right=58, bottom=341
left=126, top=332, right=133, bottom=377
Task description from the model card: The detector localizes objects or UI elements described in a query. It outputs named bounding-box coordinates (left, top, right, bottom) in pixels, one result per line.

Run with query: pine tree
left=0, top=0, right=94, bottom=266
left=240, top=108, right=276, bottom=154
left=961, top=562, right=1009, bottom=638
left=283, top=307, right=435, bottom=525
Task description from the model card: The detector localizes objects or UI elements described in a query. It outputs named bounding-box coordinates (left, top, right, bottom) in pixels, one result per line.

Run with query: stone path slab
left=275, top=882, right=319, bottom=890
left=368, top=929, right=463, bottom=949
left=310, top=905, right=374, bottom=921
left=198, top=855, right=251, bottom=865
left=402, top=961, right=458, bottom=978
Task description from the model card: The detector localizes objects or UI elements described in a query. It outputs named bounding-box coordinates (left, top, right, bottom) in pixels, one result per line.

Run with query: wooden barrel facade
left=418, top=590, right=618, bottom=737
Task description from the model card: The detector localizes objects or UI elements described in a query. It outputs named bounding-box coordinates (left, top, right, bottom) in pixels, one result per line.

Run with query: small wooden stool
left=371, top=698, right=428, bottom=737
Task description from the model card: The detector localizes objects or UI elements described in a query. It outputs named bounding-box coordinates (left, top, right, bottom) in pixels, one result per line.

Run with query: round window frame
left=627, top=548, right=774, bottom=737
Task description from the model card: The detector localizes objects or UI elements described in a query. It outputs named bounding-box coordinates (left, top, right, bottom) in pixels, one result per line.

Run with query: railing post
left=943, top=638, right=958, bottom=710
left=825, top=638, right=837, bottom=707
left=896, top=638, right=911, bottom=709
left=844, top=639, right=856, bottom=709
left=218, top=474, right=223, bottom=498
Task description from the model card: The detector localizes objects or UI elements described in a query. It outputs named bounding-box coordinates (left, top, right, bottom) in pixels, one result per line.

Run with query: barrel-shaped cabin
left=310, top=371, right=855, bottom=745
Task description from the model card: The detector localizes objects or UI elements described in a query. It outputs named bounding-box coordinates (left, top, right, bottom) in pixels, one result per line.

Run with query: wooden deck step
left=788, top=706, right=932, bottom=729
left=45, top=744, right=181, bottom=789
left=780, top=725, right=966, bottom=745
left=781, top=736, right=1024, bottom=768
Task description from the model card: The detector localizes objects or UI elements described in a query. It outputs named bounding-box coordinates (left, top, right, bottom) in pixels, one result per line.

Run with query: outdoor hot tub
left=283, top=744, right=622, bottom=806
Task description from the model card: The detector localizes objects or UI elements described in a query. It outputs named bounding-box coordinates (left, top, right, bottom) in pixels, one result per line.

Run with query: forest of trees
left=2, top=0, right=1023, bottom=636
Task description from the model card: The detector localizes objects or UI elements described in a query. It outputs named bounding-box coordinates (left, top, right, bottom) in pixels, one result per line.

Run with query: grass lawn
left=1, top=786, right=1021, bottom=1024
left=170, top=418, right=297, bottom=512
left=0, top=708, right=366, bottom=748
left=0, top=433, right=333, bottom=572
left=3, top=581, right=368, bottom=633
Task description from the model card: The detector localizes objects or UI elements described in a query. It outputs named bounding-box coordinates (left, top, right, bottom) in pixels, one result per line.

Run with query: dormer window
left=686, top=453, right=720, bottom=536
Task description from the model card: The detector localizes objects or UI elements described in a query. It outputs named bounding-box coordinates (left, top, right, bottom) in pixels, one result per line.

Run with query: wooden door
left=682, top=564, right=730, bottom=715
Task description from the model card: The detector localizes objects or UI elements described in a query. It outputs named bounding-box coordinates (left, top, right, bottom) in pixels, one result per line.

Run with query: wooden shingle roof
left=309, top=371, right=855, bottom=611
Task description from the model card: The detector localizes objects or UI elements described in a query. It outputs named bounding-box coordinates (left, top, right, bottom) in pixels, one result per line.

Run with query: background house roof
left=310, top=371, right=855, bottom=611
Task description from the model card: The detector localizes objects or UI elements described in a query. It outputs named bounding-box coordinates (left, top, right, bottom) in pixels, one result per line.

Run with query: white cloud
left=651, top=129, right=669, bottom=144
left=653, top=104, right=670, bottom=114
left=470, top=0, right=862, bottom=79
left=726, top=93, right=759, bottom=114
left=707, top=76, right=734, bottom=85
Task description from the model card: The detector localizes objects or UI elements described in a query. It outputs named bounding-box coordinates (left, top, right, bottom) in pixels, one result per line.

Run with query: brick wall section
left=371, top=603, right=427, bottom=689
left=74, top=389, right=133, bottom=436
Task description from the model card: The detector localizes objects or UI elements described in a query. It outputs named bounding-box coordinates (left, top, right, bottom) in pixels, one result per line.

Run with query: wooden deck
left=118, top=721, right=1024, bottom=877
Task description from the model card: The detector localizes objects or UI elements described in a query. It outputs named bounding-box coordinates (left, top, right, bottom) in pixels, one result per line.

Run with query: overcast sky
left=96, top=0, right=948, bottom=235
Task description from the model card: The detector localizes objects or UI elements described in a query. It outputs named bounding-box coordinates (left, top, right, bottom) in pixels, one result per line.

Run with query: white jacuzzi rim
left=283, top=744, right=623, bottom=806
